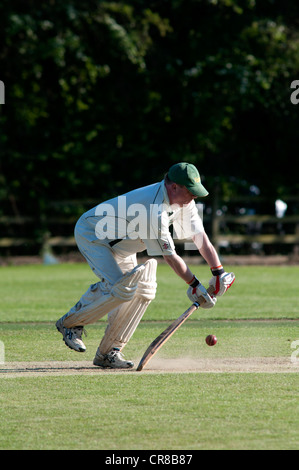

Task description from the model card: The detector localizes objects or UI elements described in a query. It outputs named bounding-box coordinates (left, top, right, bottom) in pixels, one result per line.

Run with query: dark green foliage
left=1, top=0, right=299, bottom=218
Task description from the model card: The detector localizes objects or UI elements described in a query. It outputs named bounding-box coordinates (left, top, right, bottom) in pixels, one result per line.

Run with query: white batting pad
left=98, top=259, right=157, bottom=354
left=62, top=264, right=145, bottom=328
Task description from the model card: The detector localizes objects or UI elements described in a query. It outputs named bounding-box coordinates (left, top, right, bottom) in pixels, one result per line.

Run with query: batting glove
left=209, top=266, right=235, bottom=296
left=187, top=276, right=217, bottom=309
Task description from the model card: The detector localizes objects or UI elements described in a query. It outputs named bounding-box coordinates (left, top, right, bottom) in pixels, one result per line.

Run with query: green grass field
left=0, top=262, right=298, bottom=450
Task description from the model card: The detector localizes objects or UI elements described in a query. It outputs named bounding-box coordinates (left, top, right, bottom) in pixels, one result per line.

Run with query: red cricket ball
left=205, top=334, right=217, bottom=346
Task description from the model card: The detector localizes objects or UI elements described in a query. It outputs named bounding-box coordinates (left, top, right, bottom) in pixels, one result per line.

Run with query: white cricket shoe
left=93, top=348, right=134, bottom=369
left=56, top=318, right=86, bottom=352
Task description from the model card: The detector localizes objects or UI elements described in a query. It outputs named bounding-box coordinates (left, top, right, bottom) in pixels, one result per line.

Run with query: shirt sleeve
left=172, top=201, right=204, bottom=240
left=143, top=207, right=176, bottom=256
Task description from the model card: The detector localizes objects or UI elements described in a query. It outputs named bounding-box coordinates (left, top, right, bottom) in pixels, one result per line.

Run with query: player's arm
left=162, top=252, right=193, bottom=283
left=193, top=231, right=235, bottom=295
left=194, top=231, right=221, bottom=268
left=162, top=252, right=217, bottom=309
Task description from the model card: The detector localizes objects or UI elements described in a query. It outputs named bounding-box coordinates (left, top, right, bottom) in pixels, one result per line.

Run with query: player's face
left=169, top=184, right=198, bottom=206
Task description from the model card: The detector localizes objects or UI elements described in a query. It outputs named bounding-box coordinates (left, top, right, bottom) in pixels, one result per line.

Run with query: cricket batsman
left=56, top=162, right=235, bottom=368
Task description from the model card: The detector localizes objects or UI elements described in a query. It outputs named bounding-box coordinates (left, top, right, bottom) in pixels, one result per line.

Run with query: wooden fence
left=210, top=214, right=299, bottom=254
left=0, top=197, right=299, bottom=257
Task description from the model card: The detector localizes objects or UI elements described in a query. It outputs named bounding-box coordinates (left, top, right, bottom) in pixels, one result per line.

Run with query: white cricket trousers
left=61, top=217, right=156, bottom=354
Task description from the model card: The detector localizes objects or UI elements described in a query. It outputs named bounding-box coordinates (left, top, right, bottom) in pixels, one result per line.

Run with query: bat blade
left=136, top=285, right=216, bottom=372
left=136, top=302, right=199, bottom=371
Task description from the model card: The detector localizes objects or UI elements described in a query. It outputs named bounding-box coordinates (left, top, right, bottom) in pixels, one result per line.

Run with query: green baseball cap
left=168, top=162, right=209, bottom=197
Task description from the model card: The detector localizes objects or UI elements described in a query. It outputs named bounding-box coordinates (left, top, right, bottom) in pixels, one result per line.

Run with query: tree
left=1, top=0, right=299, bottom=220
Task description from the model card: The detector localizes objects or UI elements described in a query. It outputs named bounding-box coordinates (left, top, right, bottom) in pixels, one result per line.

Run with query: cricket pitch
left=0, top=357, right=297, bottom=378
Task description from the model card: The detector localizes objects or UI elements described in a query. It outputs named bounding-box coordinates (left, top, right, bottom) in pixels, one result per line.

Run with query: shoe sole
left=56, top=323, right=86, bottom=353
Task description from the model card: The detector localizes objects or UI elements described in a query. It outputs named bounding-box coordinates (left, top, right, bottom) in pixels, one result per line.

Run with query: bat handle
left=194, top=285, right=216, bottom=307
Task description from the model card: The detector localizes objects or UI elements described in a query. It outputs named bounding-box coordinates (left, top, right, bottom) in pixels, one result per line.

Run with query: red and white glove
left=187, top=276, right=217, bottom=309
left=209, top=266, right=235, bottom=296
